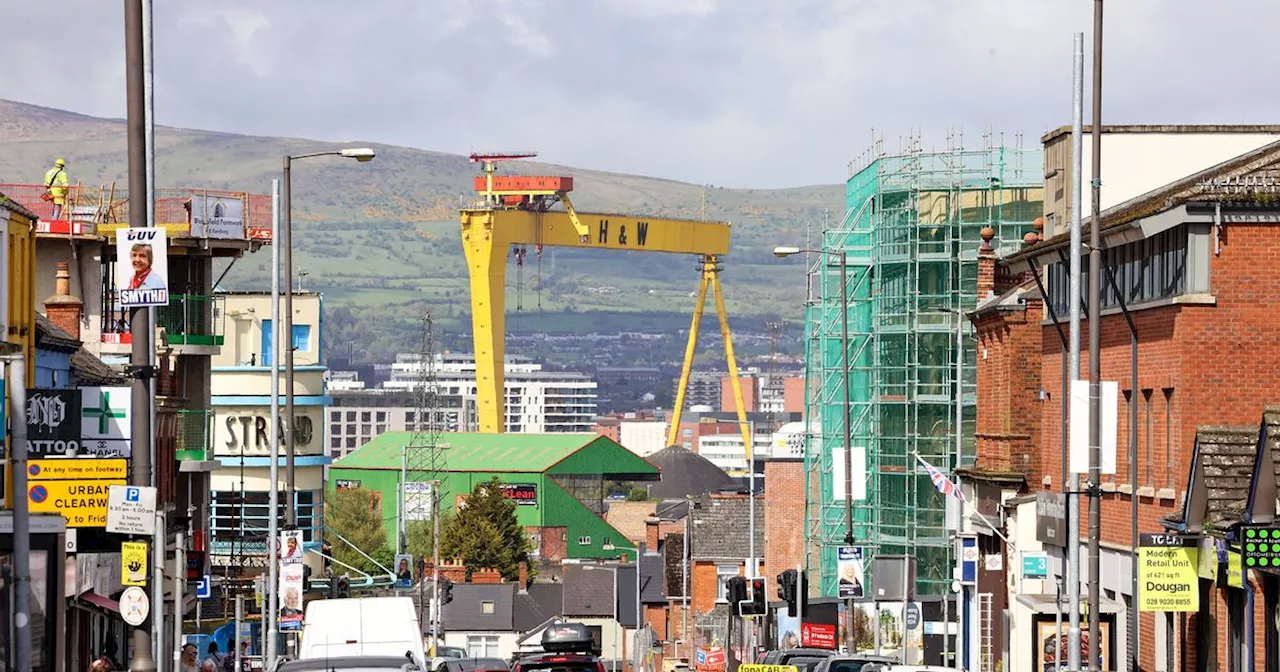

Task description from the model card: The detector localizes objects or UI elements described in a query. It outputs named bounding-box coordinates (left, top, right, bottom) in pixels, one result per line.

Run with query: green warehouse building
left=328, top=432, right=660, bottom=560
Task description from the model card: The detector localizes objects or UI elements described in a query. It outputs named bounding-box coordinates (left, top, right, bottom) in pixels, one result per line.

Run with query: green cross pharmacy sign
left=80, top=386, right=132, bottom=456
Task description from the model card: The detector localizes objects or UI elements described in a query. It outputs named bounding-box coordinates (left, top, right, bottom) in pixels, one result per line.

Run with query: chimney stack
left=518, top=562, right=529, bottom=592
left=645, top=516, right=660, bottom=551
left=44, top=261, right=83, bottom=341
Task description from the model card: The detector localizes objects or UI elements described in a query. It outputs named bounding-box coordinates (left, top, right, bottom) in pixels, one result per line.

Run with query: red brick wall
left=721, top=375, right=758, bottom=414
left=783, top=377, right=806, bottom=414
left=690, top=561, right=723, bottom=614
left=1023, top=222, right=1280, bottom=672
left=764, top=460, right=805, bottom=583
left=972, top=296, right=1045, bottom=476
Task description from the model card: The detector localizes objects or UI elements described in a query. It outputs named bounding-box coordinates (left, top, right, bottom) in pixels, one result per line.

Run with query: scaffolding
left=806, top=132, right=1044, bottom=596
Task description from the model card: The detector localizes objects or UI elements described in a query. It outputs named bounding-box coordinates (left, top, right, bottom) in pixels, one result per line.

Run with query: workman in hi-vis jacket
left=44, top=158, right=69, bottom=220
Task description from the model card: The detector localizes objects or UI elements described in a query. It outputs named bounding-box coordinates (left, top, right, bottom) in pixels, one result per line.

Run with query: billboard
left=190, top=194, right=246, bottom=239
left=115, top=227, right=169, bottom=308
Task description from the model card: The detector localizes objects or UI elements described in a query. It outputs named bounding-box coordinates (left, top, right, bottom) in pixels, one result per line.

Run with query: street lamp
left=268, top=147, right=375, bottom=665
left=280, top=147, right=376, bottom=526
left=584, top=565, right=621, bottom=671
left=773, top=244, right=853, bottom=649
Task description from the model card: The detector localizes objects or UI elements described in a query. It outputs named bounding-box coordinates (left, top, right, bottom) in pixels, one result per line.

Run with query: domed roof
left=645, top=445, right=736, bottom=500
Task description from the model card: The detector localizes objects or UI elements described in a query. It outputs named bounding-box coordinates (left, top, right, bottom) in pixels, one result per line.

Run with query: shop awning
left=1016, top=593, right=1125, bottom=614
left=78, top=591, right=121, bottom=614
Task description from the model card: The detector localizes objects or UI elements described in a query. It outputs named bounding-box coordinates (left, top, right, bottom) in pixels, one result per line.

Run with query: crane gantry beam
left=458, top=155, right=751, bottom=462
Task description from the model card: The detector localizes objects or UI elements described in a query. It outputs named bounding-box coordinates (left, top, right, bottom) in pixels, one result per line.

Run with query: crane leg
left=462, top=212, right=508, bottom=433
left=666, top=258, right=712, bottom=448
left=710, top=264, right=753, bottom=462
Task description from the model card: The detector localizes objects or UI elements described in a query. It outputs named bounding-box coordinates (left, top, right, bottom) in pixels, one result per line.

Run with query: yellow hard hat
left=55, top=158, right=66, bottom=167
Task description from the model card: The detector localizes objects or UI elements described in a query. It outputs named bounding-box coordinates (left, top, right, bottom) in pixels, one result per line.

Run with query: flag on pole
left=915, top=453, right=966, bottom=502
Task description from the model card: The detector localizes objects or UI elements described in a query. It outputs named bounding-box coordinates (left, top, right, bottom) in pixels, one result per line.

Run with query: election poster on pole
left=115, top=227, right=169, bottom=308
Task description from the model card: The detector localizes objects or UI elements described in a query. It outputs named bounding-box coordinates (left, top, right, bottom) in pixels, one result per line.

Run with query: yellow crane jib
left=458, top=151, right=749, bottom=451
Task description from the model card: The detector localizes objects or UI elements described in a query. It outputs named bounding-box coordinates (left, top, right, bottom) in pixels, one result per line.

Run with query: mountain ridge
left=0, top=98, right=839, bottom=353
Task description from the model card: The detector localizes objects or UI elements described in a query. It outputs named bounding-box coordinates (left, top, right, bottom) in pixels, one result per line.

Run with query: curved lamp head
left=772, top=246, right=802, bottom=258
left=339, top=147, right=376, bottom=162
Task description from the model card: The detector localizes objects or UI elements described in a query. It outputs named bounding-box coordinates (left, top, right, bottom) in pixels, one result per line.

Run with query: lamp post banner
left=114, top=227, right=169, bottom=308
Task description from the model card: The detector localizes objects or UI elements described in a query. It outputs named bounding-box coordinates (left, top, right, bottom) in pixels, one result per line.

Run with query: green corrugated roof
left=335, top=432, right=607, bottom=472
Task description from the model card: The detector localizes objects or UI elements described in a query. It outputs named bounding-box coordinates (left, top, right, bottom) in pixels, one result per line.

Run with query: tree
left=440, top=477, right=532, bottom=582
left=324, top=488, right=392, bottom=575
left=404, top=520, right=437, bottom=562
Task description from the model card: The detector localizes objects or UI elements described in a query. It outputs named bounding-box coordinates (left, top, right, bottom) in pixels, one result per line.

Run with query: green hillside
left=0, top=100, right=840, bottom=353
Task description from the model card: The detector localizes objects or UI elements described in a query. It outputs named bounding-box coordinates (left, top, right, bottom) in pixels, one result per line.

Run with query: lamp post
left=773, top=245, right=853, bottom=649
left=280, top=147, right=375, bottom=529
left=585, top=565, right=621, bottom=670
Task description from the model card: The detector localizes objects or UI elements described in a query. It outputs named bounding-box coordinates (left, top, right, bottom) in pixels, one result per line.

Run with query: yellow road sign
left=122, top=541, right=149, bottom=586
left=28, top=458, right=127, bottom=481
left=27, top=479, right=124, bottom=527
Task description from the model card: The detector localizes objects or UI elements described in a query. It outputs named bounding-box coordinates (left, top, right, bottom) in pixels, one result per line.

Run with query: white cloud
left=1, top=1, right=1278, bottom=187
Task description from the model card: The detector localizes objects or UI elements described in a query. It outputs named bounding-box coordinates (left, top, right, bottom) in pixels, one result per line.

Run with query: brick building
left=966, top=136, right=1280, bottom=671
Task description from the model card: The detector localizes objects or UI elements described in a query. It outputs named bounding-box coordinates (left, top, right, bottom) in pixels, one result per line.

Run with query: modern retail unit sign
left=1138, top=533, right=1198, bottom=612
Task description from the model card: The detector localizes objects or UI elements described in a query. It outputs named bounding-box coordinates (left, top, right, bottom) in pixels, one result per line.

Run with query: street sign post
left=106, top=485, right=158, bottom=535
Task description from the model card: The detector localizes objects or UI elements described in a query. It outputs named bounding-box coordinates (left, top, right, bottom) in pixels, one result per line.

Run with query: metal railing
left=0, top=183, right=272, bottom=240
left=101, top=292, right=226, bottom=347
left=176, top=408, right=214, bottom=461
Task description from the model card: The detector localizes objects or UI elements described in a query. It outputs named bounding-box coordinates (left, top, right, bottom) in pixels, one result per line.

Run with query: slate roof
left=562, top=564, right=618, bottom=617
left=646, top=446, right=735, bottom=500
left=1196, top=425, right=1259, bottom=529
left=513, top=583, right=563, bottom=631
left=0, top=191, right=38, bottom=221
left=605, top=501, right=656, bottom=544
left=442, top=583, right=514, bottom=631
left=690, top=494, right=765, bottom=561
left=639, top=551, right=665, bottom=604
left=35, top=314, right=127, bottom=385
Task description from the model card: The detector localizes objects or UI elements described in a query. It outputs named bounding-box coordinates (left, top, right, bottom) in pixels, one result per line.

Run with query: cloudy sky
left=4, top=1, right=1278, bottom=187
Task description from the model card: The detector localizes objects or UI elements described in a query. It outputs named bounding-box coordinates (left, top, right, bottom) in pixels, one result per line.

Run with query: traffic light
left=749, top=577, right=766, bottom=616
left=328, top=574, right=338, bottom=599
left=440, top=577, right=454, bottom=605
left=303, top=565, right=313, bottom=593
left=777, top=569, right=796, bottom=613
left=726, top=576, right=748, bottom=616
left=336, top=574, right=351, bottom=599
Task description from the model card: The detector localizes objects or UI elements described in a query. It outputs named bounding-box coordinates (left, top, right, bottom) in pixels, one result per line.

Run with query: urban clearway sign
left=106, top=485, right=158, bottom=535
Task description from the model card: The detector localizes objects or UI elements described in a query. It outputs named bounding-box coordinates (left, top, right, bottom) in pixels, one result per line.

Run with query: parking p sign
left=106, top=485, right=158, bottom=535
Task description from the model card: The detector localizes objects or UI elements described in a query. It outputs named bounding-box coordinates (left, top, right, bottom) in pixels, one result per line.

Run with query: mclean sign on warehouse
left=212, top=405, right=325, bottom=457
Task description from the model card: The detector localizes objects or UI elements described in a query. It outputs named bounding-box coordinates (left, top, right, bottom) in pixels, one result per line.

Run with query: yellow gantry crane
left=459, top=152, right=753, bottom=454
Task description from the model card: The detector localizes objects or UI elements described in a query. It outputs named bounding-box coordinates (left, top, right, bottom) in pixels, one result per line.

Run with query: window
left=330, top=437, right=340, bottom=449
left=330, top=411, right=341, bottom=422
left=716, top=564, right=740, bottom=603
left=292, top=325, right=311, bottom=351
left=1046, top=224, right=1193, bottom=317
left=346, top=411, right=356, bottom=421
left=376, top=411, right=386, bottom=422
left=211, top=489, right=322, bottom=548
left=346, top=437, right=356, bottom=448
left=465, top=635, right=500, bottom=658
left=362, top=411, right=371, bottom=422
left=481, top=601, right=495, bottom=614
left=330, top=423, right=340, bottom=437
left=361, top=424, right=372, bottom=435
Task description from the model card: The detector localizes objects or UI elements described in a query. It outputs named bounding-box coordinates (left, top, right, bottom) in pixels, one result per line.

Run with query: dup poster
left=115, top=227, right=169, bottom=308
left=395, top=554, right=414, bottom=589
left=279, top=563, right=305, bottom=629
left=837, top=546, right=866, bottom=599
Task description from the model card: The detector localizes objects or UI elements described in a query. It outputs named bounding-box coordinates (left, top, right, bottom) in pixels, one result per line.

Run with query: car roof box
left=541, top=623, right=594, bottom=653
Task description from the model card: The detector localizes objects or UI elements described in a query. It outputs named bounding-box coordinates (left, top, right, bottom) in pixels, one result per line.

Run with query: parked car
left=810, top=655, right=900, bottom=672
left=275, top=655, right=421, bottom=672
left=512, top=623, right=604, bottom=672
left=758, top=648, right=839, bottom=672
left=298, top=597, right=426, bottom=667
left=437, top=658, right=510, bottom=672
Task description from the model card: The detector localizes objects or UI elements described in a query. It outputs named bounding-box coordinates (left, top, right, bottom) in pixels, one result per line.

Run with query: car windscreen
left=516, top=662, right=598, bottom=672
left=782, top=657, right=828, bottom=672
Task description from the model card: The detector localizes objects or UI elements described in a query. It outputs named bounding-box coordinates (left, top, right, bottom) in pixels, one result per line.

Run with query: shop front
left=0, top=512, right=67, bottom=672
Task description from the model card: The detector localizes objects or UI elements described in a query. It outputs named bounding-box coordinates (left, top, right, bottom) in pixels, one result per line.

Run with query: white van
left=298, top=597, right=426, bottom=666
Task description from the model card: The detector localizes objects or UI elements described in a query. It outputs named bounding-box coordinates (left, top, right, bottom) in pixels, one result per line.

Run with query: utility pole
left=281, top=156, right=296, bottom=528
left=265, top=179, right=281, bottom=668
left=7, top=357, right=31, bottom=672
left=1087, top=1, right=1105, bottom=670
left=1066, top=31, right=1084, bottom=672
left=1068, top=29, right=1085, bottom=672
left=125, top=0, right=156, bottom=669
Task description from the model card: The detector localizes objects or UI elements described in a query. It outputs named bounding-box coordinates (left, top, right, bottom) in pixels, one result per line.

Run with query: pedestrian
left=43, top=158, right=69, bottom=220
left=90, top=653, right=113, bottom=672
left=180, top=644, right=199, bottom=672
left=202, top=642, right=223, bottom=671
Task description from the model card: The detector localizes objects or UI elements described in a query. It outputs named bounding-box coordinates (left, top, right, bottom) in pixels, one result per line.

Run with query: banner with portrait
left=115, top=227, right=169, bottom=308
